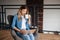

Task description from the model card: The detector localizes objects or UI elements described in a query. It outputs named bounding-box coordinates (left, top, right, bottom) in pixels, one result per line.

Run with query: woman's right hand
left=13, top=27, right=27, bottom=34
left=19, top=30, right=27, bottom=35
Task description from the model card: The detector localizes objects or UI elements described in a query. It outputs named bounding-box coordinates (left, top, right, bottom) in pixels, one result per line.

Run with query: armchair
left=7, top=15, right=38, bottom=40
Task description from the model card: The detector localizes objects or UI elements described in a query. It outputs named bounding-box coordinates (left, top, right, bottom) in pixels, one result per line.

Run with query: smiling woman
left=11, top=6, right=35, bottom=40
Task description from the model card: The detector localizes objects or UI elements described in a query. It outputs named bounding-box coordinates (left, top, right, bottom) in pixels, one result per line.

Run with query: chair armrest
left=30, top=29, right=36, bottom=34
left=29, top=26, right=37, bottom=33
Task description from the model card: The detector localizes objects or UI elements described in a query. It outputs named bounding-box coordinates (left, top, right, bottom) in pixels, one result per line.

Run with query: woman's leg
left=22, top=34, right=31, bottom=40
left=11, top=30, right=34, bottom=40
left=28, top=33, right=35, bottom=40
left=11, top=30, right=22, bottom=40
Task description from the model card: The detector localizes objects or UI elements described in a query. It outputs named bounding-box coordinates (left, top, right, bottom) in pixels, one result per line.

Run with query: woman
left=11, top=6, right=35, bottom=40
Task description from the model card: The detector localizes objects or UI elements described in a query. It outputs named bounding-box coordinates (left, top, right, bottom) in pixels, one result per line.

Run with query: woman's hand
left=19, top=30, right=28, bottom=35
left=13, top=27, right=28, bottom=35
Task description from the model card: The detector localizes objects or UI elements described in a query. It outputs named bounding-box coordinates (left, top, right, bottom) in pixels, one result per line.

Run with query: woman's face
left=21, top=9, right=27, bottom=15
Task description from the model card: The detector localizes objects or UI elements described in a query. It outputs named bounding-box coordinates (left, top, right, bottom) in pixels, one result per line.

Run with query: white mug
left=25, top=14, right=29, bottom=19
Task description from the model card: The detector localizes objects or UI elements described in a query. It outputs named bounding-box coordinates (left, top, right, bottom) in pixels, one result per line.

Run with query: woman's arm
left=11, top=15, right=20, bottom=32
left=11, top=15, right=27, bottom=34
left=28, top=15, right=31, bottom=27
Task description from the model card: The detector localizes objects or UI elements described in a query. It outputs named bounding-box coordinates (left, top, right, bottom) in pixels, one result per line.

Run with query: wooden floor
left=0, top=30, right=60, bottom=40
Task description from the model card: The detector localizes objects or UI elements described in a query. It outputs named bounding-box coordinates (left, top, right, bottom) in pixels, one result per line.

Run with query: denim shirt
left=11, top=14, right=31, bottom=30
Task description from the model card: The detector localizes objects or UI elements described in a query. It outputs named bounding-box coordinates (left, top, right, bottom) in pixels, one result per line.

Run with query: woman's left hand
left=20, top=30, right=28, bottom=35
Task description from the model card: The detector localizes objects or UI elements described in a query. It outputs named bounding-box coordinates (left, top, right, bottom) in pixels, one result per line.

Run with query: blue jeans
left=21, top=33, right=35, bottom=40
left=11, top=30, right=35, bottom=40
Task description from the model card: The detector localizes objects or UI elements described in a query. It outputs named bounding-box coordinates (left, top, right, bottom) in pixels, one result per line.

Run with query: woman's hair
left=19, top=6, right=28, bottom=10
left=18, top=5, right=29, bottom=14
left=18, top=6, right=29, bottom=20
